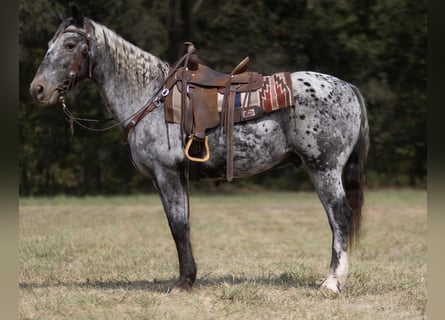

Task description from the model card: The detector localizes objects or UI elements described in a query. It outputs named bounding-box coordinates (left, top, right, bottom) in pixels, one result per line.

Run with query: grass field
left=19, top=190, right=426, bottom=319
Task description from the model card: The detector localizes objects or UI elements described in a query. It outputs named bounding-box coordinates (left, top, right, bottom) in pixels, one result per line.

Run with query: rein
left=59, top=96, right=119, bottom=134
left=59, top=91, right=165, bottom=138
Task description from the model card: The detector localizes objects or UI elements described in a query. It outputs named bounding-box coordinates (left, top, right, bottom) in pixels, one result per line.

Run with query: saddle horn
left=184, top=42, right=199, bottom=71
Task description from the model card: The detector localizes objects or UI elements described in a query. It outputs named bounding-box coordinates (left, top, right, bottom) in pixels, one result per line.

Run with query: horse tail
left=344, top=84, right=369, bottom=248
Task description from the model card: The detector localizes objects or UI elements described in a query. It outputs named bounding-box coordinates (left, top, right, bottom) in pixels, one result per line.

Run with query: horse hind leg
left=308, top=167, right=352, bottom=294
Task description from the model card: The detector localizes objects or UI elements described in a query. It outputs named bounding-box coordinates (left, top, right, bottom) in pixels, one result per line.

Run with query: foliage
left=19, top=0, right=427, bottom=195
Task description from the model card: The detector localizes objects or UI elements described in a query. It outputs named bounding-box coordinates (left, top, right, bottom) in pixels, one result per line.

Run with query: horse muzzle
left=30, top=79, right=61, bottom=107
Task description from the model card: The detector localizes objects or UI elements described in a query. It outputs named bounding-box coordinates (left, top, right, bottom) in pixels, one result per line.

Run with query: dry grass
left=19, top=190, right=426, bottom=319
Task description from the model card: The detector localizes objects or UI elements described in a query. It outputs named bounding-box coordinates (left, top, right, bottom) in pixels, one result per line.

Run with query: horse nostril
left=30, top=83, right=46, bottom=101
left=36, top=85, right=44, bottom=94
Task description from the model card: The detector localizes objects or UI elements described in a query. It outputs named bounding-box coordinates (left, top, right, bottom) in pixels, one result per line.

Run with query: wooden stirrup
left=184, top=135, right=210, bottom=162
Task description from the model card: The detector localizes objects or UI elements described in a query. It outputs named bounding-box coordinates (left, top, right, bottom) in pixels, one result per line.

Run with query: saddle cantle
left=163, top=42, right=294, bottom=181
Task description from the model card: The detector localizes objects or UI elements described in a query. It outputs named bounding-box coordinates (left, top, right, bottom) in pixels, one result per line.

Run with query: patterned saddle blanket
left=165, top=72, right=294, bottom=126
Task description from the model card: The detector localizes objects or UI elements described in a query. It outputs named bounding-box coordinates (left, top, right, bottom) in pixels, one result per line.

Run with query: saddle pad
left=218, top=72, right=294, bottom=122
left=165, top=72, right=294, bottom=125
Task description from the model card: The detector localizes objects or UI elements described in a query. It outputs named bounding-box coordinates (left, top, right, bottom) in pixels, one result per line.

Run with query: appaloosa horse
left=30, top=6, right=369, bottom=294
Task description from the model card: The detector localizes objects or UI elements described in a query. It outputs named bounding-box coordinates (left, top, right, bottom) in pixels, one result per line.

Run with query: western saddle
left=164, top=42, right=263, bottom=181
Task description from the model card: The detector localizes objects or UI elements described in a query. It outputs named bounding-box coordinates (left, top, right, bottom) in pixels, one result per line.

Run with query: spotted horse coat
left=30, top=5, right=369, bottom=295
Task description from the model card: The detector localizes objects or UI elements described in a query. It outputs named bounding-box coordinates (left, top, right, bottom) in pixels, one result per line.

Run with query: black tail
left=344, top=85, right=369, bottom=248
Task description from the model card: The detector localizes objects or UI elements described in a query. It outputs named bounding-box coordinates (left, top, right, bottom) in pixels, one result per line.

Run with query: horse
left=29, top=6, right=369, bottom=295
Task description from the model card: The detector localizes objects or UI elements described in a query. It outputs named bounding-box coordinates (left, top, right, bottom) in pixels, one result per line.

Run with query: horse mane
left=90, top=20, right=169, bottom=97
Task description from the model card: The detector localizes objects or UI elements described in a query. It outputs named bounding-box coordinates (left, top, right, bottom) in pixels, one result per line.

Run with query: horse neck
left=89, top=21, right=169, bottom=123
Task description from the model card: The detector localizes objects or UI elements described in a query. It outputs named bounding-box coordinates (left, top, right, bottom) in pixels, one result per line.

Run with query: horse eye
left=65, top=43, right=76, bottom=50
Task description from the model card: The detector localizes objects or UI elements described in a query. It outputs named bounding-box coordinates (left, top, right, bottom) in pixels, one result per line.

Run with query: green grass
left=19, top=190, right=426, bottom=319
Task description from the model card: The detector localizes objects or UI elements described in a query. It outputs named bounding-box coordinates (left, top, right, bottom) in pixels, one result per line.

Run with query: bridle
left=60, top=19, right=94, bottom=93
left=57, top=20, right=127, bottom=135
left=56, top=19, right=163, bottom=138
left=56, top=19, right=194, bottom=141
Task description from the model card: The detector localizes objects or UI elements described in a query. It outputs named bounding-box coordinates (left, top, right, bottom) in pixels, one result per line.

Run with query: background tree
left=19, top=0, right=426, bottom=195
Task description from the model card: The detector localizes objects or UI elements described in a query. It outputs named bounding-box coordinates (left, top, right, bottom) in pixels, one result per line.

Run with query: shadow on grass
left=19, top=272, right=320, bottom=293
left=19, top=278, right=176, bottom=293
left=196, top=272, right=320, bottom=290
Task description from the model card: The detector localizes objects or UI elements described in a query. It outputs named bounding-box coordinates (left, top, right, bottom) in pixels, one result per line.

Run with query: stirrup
left=184, top=135, right=210, bottom=162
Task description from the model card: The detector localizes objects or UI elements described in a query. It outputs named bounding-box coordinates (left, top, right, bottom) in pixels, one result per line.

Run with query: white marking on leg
left=321, top=251, right=348, bottom=294
left=321, top=275, right=340, bottom=294
left=336, top=251, right=349, bottom=288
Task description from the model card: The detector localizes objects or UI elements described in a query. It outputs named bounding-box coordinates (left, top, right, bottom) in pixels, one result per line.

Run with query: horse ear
left=57, top=10, right=65, bottom=22
left=69, top=2, right=84, bottom=27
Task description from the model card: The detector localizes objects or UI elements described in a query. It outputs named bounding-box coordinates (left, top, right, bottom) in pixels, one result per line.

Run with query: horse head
left=30, top=3, right=93, bottom=106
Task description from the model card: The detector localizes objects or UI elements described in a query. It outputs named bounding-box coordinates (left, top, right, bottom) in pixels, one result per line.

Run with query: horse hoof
left=170, top=279, right=193, bottom=294
left=320, top=278, right=341, bottom=297
left=320, top=286, right=340, bottom=298
left=170, top=286, right=190, bottom=295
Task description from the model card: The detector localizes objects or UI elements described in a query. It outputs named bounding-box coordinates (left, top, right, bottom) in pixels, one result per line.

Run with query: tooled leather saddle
left=163, top=42, right=294, bottom=181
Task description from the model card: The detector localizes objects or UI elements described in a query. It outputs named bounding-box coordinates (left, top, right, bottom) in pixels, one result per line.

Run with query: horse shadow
left=19, top=273, right=320, bottom=293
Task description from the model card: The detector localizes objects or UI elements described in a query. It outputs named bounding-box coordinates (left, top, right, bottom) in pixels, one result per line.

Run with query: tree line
left=19, top=0, right=426, bottom=195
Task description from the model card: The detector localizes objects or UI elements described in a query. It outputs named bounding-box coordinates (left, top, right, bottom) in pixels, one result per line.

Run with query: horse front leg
left=153, top=167, right=197, bottom=292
